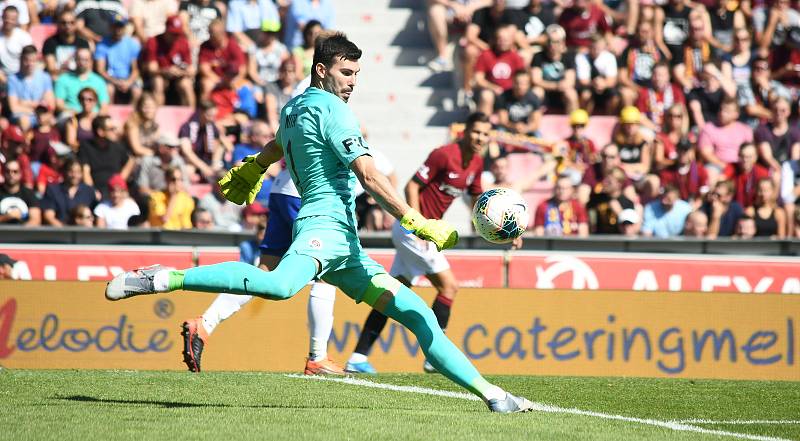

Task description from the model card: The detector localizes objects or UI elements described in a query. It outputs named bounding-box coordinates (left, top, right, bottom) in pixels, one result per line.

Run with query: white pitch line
left=673, top=420, right=800, bottom=426
left=284, top=374, right=793, bottom=441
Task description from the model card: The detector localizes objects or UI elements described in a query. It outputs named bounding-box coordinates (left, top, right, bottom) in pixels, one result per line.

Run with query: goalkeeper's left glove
left=400, top=209, right=459, bottom=251
left=217, top=154, right=266, bottom=205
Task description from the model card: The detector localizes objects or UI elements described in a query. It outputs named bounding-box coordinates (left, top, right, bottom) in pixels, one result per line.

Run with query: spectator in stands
left=722, top=27, right=755, bottom=105
left=509, top=0, right=557, bottom=63
left=746, top=177, right=786, bottom=238
left=781, top=159, right=799, bottom=236
left=75, top=0, right=127, bottom=43
left=484, top=153, right=548, bottom=193
left=612, top=106, right=658, bottom=198
left=69, top=203, right=95, bottom=226
left=239, top=199, right=267, bottom=230
left=707, top=0, right=746, bottom=57
left=191, top=206, right=215, bottom=229
left=178, top=100, right=229, bottom=181
left=533, top=174, right=590, bottom=237
left=129, top=0, right=179, bottom=44
left=43, top=9, right=90, bottom=80
left=587, top=166, right=637, bottom=234
left=531, top=24, right=578, bottom=113
left=687, top=63, right=737, bottom=128
left=494, top=69, right=542, bottom=136
left=40, top=157, right=97, bottom=226
left=95, top=15, right=142, bottom=104
left=734, top=215, right=756, bottom=239
left=292, top=19, right=321, bottom=78
left=558, top=0, right=612, bottom=53
left=682, top=210, right=708, bottom=237
left=0, top=0, right=33, bottom=30
left=579, top=142, right=637, bottom=204
left=179, top=0, right=221, bottom=51
left=264, top=58, right=300, bottom=133
left=198, top=180, right=244, bottom=230
left=658, top=0, right=692, bottom=60
left=29, top=105, right=61, bottom=169
left=78, top=115, right=134, bottom=199
left=704, top=179, right=743, bottom=238
left=722, top=142, right=770, bottom=209
left=209, top=64, right=248, bottom=128
left=740, top=56, right=792, bottom=127
left=755, top=0, right=800, bottom=87
left=474, top=23, right=525, bottom=117
left=617, top=207, right=641, bottom=236
left=636, top=61, right=685, bottom=133
left=558, top=108, right=595, bottom=179
left=137, top=134, right=189, bottom=196
left=618, top=19, right=665, bottom=107
left=123, top=93, right=161, bottom=157
left=575, top=35, right=618, bottom=114
left=659, top=137, right=709, bottom=207
left=283, top=0, right=335, bottom=51
left=425, top=0, right=488, bottom=72
left=0, top=253, right=17, bottom=279
left=33, top=140, right=70, bottom=195
left=0, top=6, right=32, bottom=81
left=653, top=103, right=690, bottom=170
left=1, top=125, right=33, bottom=188
left=673, top=14, right=714, bottom=91
left=144, top=15, right=195, bottom=107
left=64, top=87, right=99, bottom=151
left=641, top=184, right=692, bottom=238
left=462, top=0, right=516, bottom=106
left=54, top=47, right=109, bottom=115
left=199, top=18, right=246, bottom=100
left=94, top=174, right=139, bottom=229
left=225, top=0, right=280, bottom=52
left=248, top=28, right=289, bottom=95
left=231, top=119, right=272, bottom=164
left=698, top=97, right=753, bottom=185
left=8, top=45, right=54, bottom=131
left=755, top=95, right=800, bottom=179
left=0, top=159, right=40, bottom=225
left=148, top=165, right=194, bottom=229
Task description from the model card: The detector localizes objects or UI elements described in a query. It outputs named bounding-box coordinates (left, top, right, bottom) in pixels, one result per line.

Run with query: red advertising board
left=1, top=246, right=796, bottom=293
left=508, top=253, right=800, bottom=293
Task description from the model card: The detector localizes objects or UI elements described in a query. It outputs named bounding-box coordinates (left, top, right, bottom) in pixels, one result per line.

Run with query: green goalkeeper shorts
left=285, top=215, right=387, bottom=303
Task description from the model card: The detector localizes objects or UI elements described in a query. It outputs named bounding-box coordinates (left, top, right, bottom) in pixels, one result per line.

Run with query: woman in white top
left=94, top=174, right=140, bottom=229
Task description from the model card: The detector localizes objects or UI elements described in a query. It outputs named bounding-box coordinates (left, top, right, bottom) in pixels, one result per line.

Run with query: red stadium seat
left=30, top=24, right=57, bottom=51
left=107, top=104, right=195, bottom=136
left=188, top=183, right=212, bottom=199
left=503, top=153, right=554, bottom=228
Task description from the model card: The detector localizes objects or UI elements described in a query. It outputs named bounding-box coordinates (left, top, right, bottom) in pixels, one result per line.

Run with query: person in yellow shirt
left=148, top=166, right=195, bottom=229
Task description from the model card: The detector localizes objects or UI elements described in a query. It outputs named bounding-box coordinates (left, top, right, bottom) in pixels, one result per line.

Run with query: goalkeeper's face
left=320, top=58, right=361, bottom=103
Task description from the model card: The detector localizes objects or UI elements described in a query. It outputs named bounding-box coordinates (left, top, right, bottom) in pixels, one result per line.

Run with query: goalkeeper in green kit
left=105, top=31, right=533, bottom=413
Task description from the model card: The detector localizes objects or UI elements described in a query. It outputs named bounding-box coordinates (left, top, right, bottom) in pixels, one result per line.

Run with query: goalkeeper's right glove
left=400, top=209, right=459, bottom=251
left=217, top=154, right=266, bottom=205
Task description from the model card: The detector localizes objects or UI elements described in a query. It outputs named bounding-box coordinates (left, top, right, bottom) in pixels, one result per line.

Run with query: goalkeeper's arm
left=254, top=139, right=285, bottom=169
left=350, top=155, right=458, bottom=251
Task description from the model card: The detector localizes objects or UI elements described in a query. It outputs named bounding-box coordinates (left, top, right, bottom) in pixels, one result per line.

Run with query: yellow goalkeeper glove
left=217, top=155, right=266, bottom=205
left=400, top=209, right=459, bottom=251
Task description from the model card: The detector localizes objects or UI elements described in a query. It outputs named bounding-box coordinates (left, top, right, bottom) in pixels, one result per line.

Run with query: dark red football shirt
left=413, top=143, right=483, bottom=220
left=145, top=34, right=192, bottom=69
left=198, top=37, right=245, bottom=76
left=558, top=4, right=611, bottom=49
left=723, top=163, right=771, bottom=208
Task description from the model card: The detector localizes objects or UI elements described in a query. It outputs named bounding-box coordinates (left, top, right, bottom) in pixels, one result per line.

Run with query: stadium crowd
left=0, top=0, right=797, bottom=240
left=435, top=0, right=800, bottom=239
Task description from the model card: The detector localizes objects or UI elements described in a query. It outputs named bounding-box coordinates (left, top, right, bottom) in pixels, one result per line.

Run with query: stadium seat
left=504, top=153, right=553, bottom=229
left=188, top=183, right=212, bottom=200
left=30, top=24, right=56, bottom=51
left=107, top=104, right=195, bottom=136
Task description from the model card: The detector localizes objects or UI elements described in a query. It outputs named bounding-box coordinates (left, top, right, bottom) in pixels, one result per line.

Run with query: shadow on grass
left=56, top=395, right=375, bottom=410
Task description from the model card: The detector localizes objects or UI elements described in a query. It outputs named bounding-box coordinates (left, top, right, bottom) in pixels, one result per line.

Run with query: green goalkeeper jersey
left=276, top=87, right=370, bottom=231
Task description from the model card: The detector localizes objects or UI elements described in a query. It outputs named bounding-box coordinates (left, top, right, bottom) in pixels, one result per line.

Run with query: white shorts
left=389, top=220, right=450, bottom=282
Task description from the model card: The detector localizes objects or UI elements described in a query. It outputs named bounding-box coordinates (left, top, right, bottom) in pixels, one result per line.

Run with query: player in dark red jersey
left=345, top=112, right=491, bottom=374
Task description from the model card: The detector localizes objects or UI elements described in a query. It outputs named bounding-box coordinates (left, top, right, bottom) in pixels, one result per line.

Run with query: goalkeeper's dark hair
left=464, top=112, right=490, bottom=130
left=311, top=32, right=362, bottom=82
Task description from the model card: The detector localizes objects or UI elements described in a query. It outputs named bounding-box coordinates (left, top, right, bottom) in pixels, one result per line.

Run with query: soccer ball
left=472, top=188, right=529, bottom=244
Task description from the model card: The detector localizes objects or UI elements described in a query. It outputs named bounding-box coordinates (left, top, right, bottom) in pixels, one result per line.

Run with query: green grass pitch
left=2, top=369, right=799, bottom=441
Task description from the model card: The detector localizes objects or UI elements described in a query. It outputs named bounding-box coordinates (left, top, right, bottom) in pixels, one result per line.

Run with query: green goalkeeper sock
left=167, top=270, right=185, bottom=291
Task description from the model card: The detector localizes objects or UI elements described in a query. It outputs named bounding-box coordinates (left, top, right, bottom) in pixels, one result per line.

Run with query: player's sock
left=170, top=256, right=318, bottom=300
left=347, top=352, right=368, bottom=364
left=201, top=293, right=254, bottom=334
left=378, top=284, right=502, bottom=400
left=431, top=294, right=452, bottom=330
left=352, top=309, right=388, bottom=357
left=308, top=282, right=336, bottom=361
